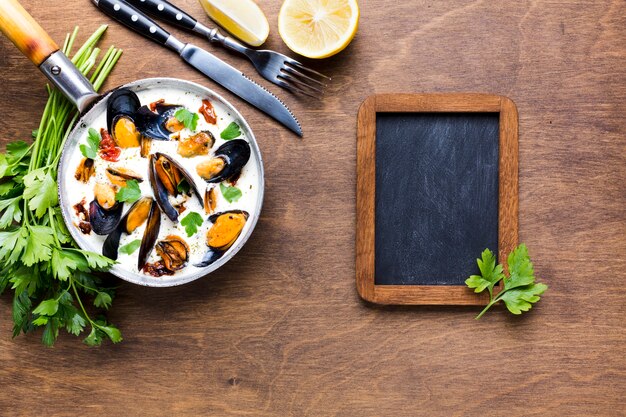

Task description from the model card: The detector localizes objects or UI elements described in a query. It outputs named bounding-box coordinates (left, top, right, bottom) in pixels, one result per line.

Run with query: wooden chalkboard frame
left=356, top=93, right=518, bottom=305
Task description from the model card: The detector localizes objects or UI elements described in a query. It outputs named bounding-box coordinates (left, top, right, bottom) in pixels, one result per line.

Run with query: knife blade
left=179, top=44, right=302, bottom=136
left=93, top=0, right=302, bottom=136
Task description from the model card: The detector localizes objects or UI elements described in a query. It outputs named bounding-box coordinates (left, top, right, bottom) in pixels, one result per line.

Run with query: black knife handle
left=126, top=0, right=197, bottom=31
left=95, top=0, right=179, bottom=50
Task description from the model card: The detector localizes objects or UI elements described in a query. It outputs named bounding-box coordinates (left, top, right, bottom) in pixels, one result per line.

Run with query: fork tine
left=284, top=58, right=331, bottom=81
left=274, top=78, right=320, bottom=98
left=279, top=73, right=325, bottom=95
left=282, top=65, right=327, bottom=88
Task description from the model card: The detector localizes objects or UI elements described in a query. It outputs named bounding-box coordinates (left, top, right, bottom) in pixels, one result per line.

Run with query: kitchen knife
left=92, top=0, right=302, bottom=136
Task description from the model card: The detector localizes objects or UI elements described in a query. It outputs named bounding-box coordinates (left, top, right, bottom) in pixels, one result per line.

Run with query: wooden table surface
left=1, top=0, right=624, bottom=415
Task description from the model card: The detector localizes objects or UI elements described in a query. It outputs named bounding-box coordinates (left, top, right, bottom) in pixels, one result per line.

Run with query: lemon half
left=278, top=0, right=360, bottom=59
left=198, top=0, right=270, bottom=47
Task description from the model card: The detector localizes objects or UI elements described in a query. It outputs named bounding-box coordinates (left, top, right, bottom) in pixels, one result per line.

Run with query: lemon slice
left=198, top=0, right=270, bottom=47
left=278, top=0, right=360, bottom=59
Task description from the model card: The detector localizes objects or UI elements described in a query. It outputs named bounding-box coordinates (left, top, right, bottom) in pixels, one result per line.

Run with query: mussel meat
left=204, top=187, right=217, bottom=214
left=135, top=103, right=184, bottom=141
left=155, top=235, right=189, bottom=271
left=149, top=152, right=202, bottom=222
left=195, top=210, right=249, bottom=267
left=102, top=197, right=151, bottom=259
left=102, top=197, right=161, bottom=272
left=89, top=183, right=123, bottom=235
left=75, top=157, right=95, bottom=183
left=106, top=167, right=143, bottom=187
left=196, top=139, right=250, bottom=183
left=107, top=88, right=141, bottom=148
left=177, top=131, right=215, bottom=158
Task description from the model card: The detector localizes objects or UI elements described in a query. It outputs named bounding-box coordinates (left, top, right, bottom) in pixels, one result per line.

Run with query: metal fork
left=127, top=0, right=330, bottom=97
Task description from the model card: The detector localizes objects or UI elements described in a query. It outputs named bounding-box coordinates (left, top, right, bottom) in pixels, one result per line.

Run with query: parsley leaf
left=22, top=225, right=55, bottom=266
left=466, top=244, right=547, bottom=319
left=115, top=179, right=141, bottom=203
left=23, top=170, right=58, bottom=218
left=181, top=211, right=203, bottom=237
left=220, top=122, right=241, bottom=140
left=465, top=249, right=504, bottom=298
left=220, top=183, right=242, bottom=203
left=119, top=239, right=141, bottom=255
left=80, top=128, right=101, bottom=159
left=174, top=108, right=199, bottom=131
left=0, top=196, right=23, bottom=228
left=94, top=291, right=113, bottom=310
left=33, top=298, right=59, bottom=316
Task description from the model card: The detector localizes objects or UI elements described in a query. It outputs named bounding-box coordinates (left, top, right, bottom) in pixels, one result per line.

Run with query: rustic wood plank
left=0, top=0, right=624, bottom=416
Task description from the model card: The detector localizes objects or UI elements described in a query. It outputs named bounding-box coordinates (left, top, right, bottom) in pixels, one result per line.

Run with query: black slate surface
left=374, top=112, right=499, bottom=285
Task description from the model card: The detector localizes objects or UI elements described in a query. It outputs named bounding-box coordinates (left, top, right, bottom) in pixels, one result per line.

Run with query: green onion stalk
left=0, top=26, right=124, bottom=346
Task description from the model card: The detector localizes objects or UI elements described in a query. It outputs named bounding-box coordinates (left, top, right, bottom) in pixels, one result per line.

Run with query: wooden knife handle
left=0, top=0, right=59, bottom=66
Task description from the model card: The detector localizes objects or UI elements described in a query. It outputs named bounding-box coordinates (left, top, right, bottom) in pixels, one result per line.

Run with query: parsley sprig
left=0, top=26, right=123, bottom=346
left=220, top=122, right=241, bottom=140
left=174, top=108, right=199, bottom=131
left=181, top=211, right=203, bottom=237
left=80, top=128, right=101, bottom=159
left=466, top=244, right=548, bottom=319
left=220, top=183, right=242, bottom=203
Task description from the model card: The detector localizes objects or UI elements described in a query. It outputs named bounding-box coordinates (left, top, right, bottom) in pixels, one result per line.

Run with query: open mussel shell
left=106, top=167, right=143, bottom=187
left=197, top=139, right=251, bottom=183
left=135, top=103, right=183, bottom=141
left=149, top=152, right=202, bottom=222
left=137, top=199, right=161, bottom=271
left=89, top=200, right=123, bottom=235
left=156, top=235, right=189, bottom=271
left=107, top=88, right=141, bottom=148
left=102, top=197, right=155, bottom=261
left=195, top=210, right=249, bottom=267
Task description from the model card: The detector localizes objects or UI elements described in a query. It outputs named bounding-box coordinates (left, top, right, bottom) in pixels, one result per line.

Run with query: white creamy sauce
left=64, top=88, right=260, bottom=279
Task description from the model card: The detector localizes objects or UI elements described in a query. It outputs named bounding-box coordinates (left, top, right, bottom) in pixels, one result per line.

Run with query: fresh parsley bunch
left=466, top=244, right=547, bottom=319
left=0, top=26, right=123, bottom=346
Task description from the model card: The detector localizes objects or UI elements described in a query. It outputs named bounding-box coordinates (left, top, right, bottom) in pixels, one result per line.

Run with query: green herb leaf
left=6, top=141, right=30, bottom=162
left=220, top=182, right=242, bottom=203
left=115, top=179, right=141, bottom=203
left=468, top=244, right=548, bottom=319
left=80, top=128, right=101, bottom=159
left=83, top=326, right=102, bottom=347
left=500, top=283, right=548, bottom=315
left=94, top=291, right=113, bottom=310
left=464, top=248, right=504, bottom=298
left=174, top=108, right=199, bottom=131
left=31, top=129, right=39, bottom=138
left=181, top=211, right=203, bottom=237
left=80, top=250, right=116, bottom=270
left=23, top=170, right=58, bottom=218
left=0, top=196, right=23, bottom=228
left=22, top=225, right=55, bottom=266
left=33, top=299, right=59, bottom=316
left=177, top=178, right=191, bottom=195
left=504, top=244, right=535, bottom=290
left=0, top=227, right=29, bottom=265
left=119, top=239, right=141, bottom=255
left=42, top=319, right=59, bottom=347
left=220, top=122, right=241, bottom=140
left=99, top=324, right=122, bottom=343
left=66, top=311, right=87, bottom=336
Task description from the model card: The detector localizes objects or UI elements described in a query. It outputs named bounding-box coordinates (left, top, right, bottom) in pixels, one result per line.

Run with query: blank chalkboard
left=375, top=112, right=499, bottom=285
left=356, top=94, right=519, bottom=305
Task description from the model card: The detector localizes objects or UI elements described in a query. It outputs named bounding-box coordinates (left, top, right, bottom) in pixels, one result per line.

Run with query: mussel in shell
left=177, top=131, right=215, bottom=158
left=149, top=152, right=202, bottom=222
left=195, top=210, right=248, bottom=267
left=75, top=157, right=95, bottom=183
left=107, top=88, right=141, bottom=148
left=106, top=166, right=143, bottom=187
left=155, top=235, right=189, bottom=271
left=204, top=187, right=217, bottom=214
left=89, top=183, right=122, bottom=235
left=102, top=196, right=161, bottom=271
left=135, top=103, right=184, bottom=141
left=196, top=139, right=250, bottom=183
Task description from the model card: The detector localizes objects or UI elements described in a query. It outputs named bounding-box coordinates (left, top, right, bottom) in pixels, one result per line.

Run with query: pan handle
left=0, top=0, right=59, bottom=65
left=0, top=0, right=99, bottom=112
